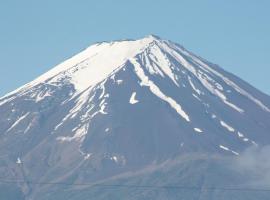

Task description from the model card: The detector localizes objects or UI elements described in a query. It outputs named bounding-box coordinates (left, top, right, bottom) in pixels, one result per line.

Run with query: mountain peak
left=144, top=34, right=162, bottom=41
left=2, top=35, right=270, bottom=114
left=9, top=35, right=168, bottom=95
left=1, top=35, right=270, bottom=200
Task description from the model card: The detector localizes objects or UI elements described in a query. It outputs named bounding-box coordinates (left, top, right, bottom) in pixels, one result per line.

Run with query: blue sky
left=1, top=0, right=269, bottom=96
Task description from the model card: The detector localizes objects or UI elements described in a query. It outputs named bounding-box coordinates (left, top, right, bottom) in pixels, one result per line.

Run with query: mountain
left=1, top=35, right=270, bottom=200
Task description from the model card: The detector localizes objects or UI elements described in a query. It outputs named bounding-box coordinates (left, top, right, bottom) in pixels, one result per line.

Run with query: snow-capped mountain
left=1, top=35, right=270, bottom=200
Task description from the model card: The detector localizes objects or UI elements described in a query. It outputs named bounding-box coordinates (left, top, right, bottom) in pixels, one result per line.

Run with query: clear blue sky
left=1, top=0, right=269, bottom=96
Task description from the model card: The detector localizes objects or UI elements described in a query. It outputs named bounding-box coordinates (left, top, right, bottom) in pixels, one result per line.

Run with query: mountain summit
left=1, top=35, right=270, bottom=200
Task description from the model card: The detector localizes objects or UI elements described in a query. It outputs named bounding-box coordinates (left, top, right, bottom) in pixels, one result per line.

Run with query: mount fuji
left=1, top=35, right=270, bottom=200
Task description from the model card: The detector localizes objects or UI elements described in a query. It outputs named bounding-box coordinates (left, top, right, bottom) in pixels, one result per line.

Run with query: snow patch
left=24, top=119, right=34, bottom=134
left=129, top=92, right=139, bottom=104
left=188, top=76, right=202, bottom=95
left=16, top=157, right=22, bottom=164
left=35, top=91, right=51, bottom=102
left=27, top=36, right=158, bottom=93
left=211, top=114, right=217, bottom=119
left=237, top=131, right=244, bottom=138
left=100, top=104, right=107, bottom=114
left=99, top=84, right=106, bottom=99
left=0, top=96, right=16, bottom=106
left=220, top=120, right=235, bottom=132
left=111, top=156, right=118, bottom=163
left=116, top=80, right=123, bottom=85
left=179, top=48, right=270, bottom=113
left=219, top=145, right=239, bottom=156
left=252, top=141, right=258, bottom=146
left=194, top=128, right=203, bottom=133
left=131, top=58, right=190, bottom=122
left=84, top=153, right=92, bottom=160
left=162, top=43, right=244, bottom=113
left=57, top=124, right=89, bottom=142
left=192, top=93, right=201, bottom=102
left=54, top=88, right=94, bottom=131
left=144, top=43, right=179, bottom=86
left=99, top=99, right=108, bottom=114
left=219, top=145, right=229, bottom=151
left=6, top=112, right=30, bottom=133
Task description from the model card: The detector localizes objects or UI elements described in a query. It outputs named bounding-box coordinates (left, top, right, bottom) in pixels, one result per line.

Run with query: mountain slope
left=0, top=35, right=270, bottom=200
